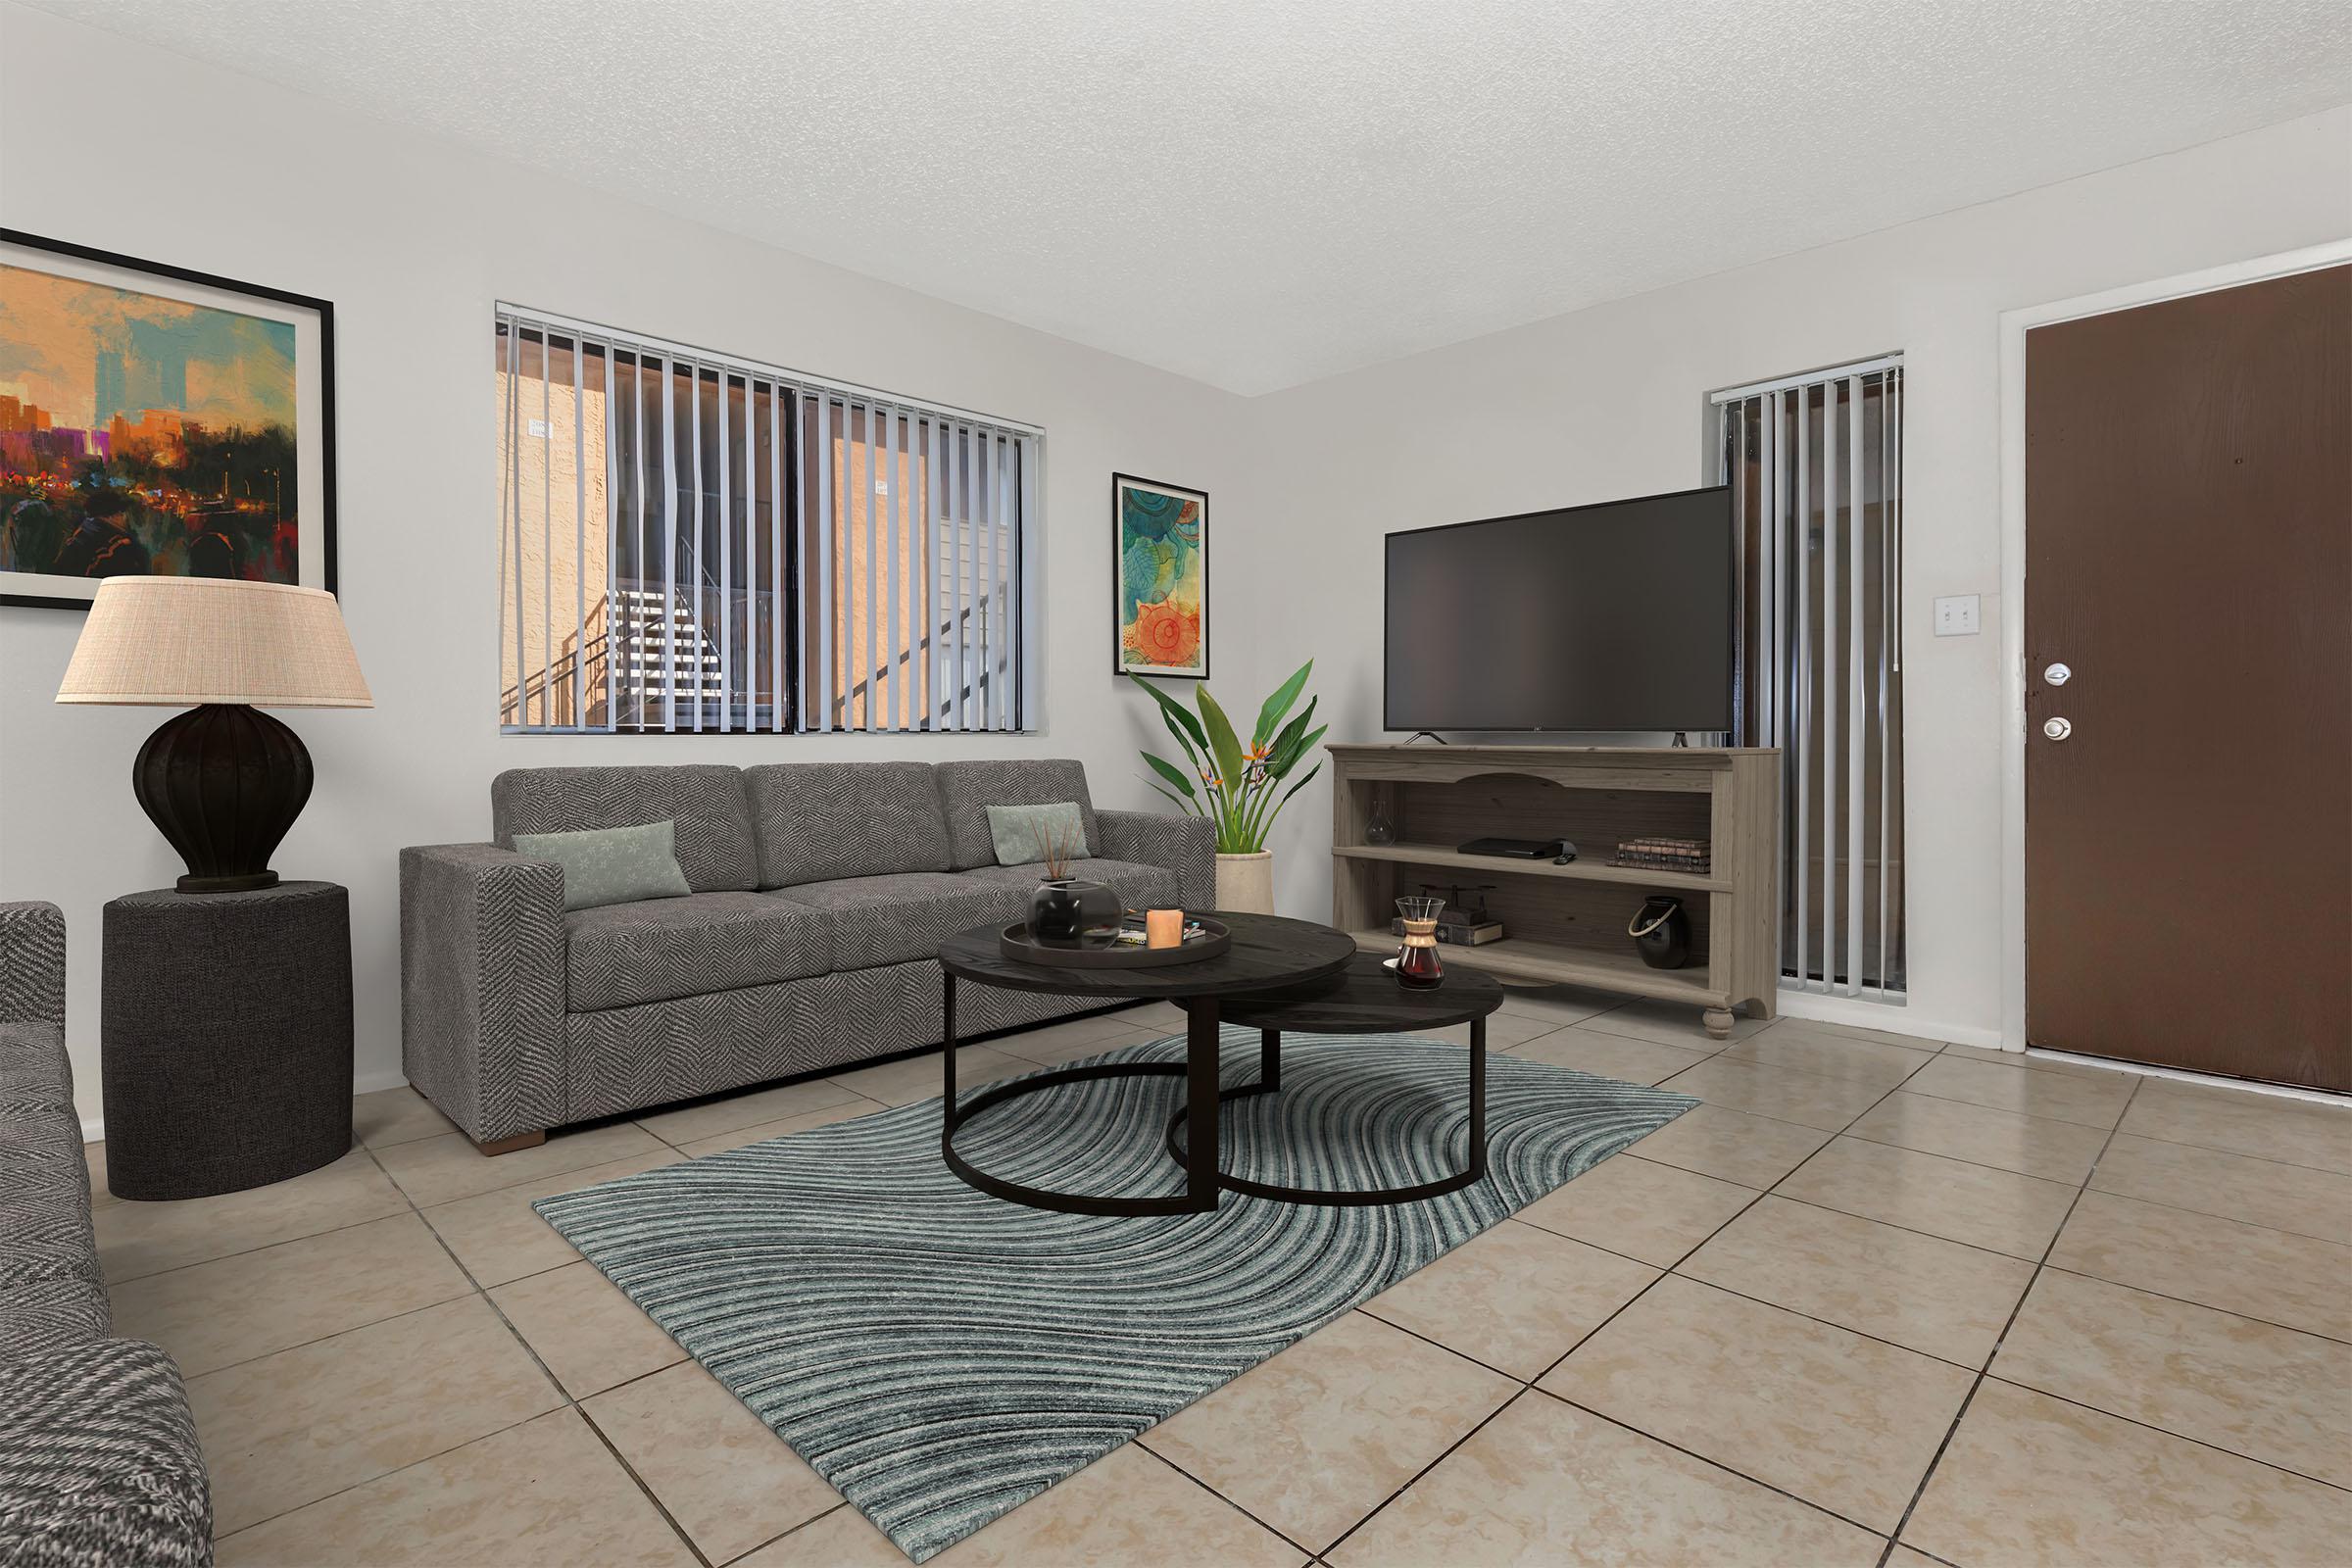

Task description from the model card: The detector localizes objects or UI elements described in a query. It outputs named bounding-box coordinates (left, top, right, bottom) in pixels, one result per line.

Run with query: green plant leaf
left=1264, top=697, right=1320, bottom=775
left=1141, top=750, right=1197, bottom=798
left=1196, top=687, right=1247, bottom=788
left=1126, top=672, right=1207, bottom=753
left=1277, top=759, right=1323, bottom=806
left=1251, top=659, right=1314, bottom=747
left=1143, top=780, right=1197, bottom=814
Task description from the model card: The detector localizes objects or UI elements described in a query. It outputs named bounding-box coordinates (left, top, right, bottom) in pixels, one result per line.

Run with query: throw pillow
left=984, top=802, right=1091, bottom=868
left=513, top=820, right=693, bottom=911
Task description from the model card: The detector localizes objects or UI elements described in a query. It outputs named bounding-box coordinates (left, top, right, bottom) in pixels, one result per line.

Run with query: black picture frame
left=0, top=227, right=337, bottom=611
left=1111, top=471, right=1208, bottom=679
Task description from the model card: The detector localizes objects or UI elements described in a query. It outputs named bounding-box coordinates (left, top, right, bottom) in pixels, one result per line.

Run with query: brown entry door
left=2025, top=263, right=2351, bottom=1091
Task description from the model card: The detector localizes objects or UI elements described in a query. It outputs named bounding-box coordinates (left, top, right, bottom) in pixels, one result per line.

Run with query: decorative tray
left=998, top=916, right=1232, bottom=968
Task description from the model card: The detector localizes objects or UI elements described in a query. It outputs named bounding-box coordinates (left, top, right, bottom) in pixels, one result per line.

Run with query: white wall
left=1227, top=107, right=2352, bottom=1047
left=0, top=2, right=1255, bottom=1128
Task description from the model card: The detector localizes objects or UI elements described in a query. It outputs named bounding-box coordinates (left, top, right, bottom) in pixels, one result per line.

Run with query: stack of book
left=1611, top=836, right=1711, bottom=874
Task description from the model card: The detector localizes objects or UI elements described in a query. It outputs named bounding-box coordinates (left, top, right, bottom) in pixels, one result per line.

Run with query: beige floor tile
left=1787, top=1018, right=1944, bottom=1054
left=1143, top=1310, right=1516, bottom=1552
left=1884, top=1548, right=1946, bottom=1568
left=1678, top=1196, right=2036, bottom=1367
left=737, top=1444, right=1301, bottom=1567
left=371, top=1121, right=670, bottom=1206
left=1774, top=1136, right=2080, bottom=1260
left=1361, top=1219, right=1658, bottom=1379
left=1583, top=999, right=1771, bottom=1047
left=1943, top=1041, right=2124, bottom=1081
left=353, top=1086, right=458, bottom=1148
left=583, top=1361, right=839, bottom=1563
left=421, top=1152, right=683, bottom=1288
left=1991, top=1268, right=2352, bottom=1487
left=213, top=1407, right=695, bottom=1567
left=1654, top=1057, right=1892, bottom=1132
left=1904, top=1379, right=2348, bottom=1568
left=2118, top=1079, right=2352, bottom=1175
left=831, top=1045, right=1031, bottom=1107
left=1328, top=1393, right=1885, bottom=1568
left=1540, top=1275, right=1975, bottom=1533
left=94, top=1149, right=408, bottom=1282
left=1899, top=1053, right=2134, bottom=1130
left=1507, top=1026, right=1714, bottom=1087
left=2049, top=1188, right=2352, bottom=1342
left=190, top=1294, right=563, bottom=1536
left=1720, top=1028, right=1935, bottom=1090
left=678, top=1096, right=891, bottom=1157
left=2090, top=1133, right=2352, bottom=1244
left=487, top=1259, right=685, bottom=1398
left=1625, top=1102, right=1835, bottom=1189
left=1847, top=1093, right=2110, bottom=1184
left=1117, top=1000, right=1190, bottom=1033
left=989, top=1015, right=1165, bottom=1066
left=1492, top=983, right=1621, bottom=1028
left=1515, top=1154, right=1758, bottom=1266
left=110, top=1212, right=473, bottom=1378
left=633, top=1077, right=864, bottom=1147
left=1413, top=1009, right=1562, bottom=1050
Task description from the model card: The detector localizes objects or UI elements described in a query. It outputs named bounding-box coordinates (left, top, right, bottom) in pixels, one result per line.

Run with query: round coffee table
left=937, top=912, right=1354, bottom=1216
left=1168, top=953, right=1505, bottom=1205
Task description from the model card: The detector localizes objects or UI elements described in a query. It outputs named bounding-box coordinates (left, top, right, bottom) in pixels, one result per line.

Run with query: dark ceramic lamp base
left=133, top=703, right=313, bottom=894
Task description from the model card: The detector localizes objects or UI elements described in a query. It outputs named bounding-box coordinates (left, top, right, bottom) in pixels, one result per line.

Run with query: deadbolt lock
left=2043, top=716, right=2073, bottom=741
left=2043, top=662, right=2072, bottom=686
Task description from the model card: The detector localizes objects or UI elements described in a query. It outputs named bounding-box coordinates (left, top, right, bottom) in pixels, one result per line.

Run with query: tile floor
left=86, top=995, right=2352, bottom=1566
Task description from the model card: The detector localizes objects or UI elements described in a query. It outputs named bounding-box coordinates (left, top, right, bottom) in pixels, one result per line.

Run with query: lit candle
left=1146, top=908, right=1184, bottom=949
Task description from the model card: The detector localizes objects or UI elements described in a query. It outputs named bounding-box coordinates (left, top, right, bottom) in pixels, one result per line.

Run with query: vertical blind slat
left=1821, top=379, right=1839, bottom=985
left=717, top=369, right=732, bottom=733
left=1845, top=373, right=1866, bottom=996
left=1792, top=386, right=1812, bottom=986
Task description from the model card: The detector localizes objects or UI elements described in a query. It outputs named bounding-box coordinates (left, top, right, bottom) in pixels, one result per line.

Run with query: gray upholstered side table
left=101, top=881, right=354, bottom=1200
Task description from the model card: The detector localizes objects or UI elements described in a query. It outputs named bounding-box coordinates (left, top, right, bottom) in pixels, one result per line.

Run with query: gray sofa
left=401, top=759, right=1212, bottom=1149
left=0, top=902, right=212, bottom=1567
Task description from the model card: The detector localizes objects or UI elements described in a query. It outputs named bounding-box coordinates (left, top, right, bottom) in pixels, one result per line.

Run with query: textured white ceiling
left=21, top=0, right=2352, bottom=393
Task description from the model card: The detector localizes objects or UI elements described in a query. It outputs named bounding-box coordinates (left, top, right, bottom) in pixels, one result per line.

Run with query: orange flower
left=1125, top=600, right=1200, bottom=668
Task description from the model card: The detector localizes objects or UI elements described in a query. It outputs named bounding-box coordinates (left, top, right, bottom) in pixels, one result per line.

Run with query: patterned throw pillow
left=512, top=820, right=693, bottom=911
left=983, top=802, right=1091, bottom=867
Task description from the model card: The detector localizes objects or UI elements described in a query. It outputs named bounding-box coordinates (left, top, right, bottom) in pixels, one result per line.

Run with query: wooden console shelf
left=1329, top=744, right=1781, bottom=1038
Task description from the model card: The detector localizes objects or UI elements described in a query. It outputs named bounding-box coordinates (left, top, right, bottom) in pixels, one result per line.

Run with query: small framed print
left=0, top=228, right=336, bottom=610
left=1112, top=472, right=1206, bottom=677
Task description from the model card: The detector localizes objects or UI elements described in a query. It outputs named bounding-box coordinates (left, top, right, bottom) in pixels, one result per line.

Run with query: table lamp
left=56, top=577, right=372, bottom=893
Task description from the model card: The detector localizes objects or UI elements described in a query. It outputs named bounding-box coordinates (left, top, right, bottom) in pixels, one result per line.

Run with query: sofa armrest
left=0, top=1336, right=212, bottom=1568
left=399, top=844, right=566, bottom=1144
left=1094, top=810, right=1217, bottom=910
left=0, top=903, right=66, bottom=1033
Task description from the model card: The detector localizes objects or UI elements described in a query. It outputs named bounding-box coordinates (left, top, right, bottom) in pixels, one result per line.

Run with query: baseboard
left=80, top=1067, right=412, bottom=1148
left=1771, top=988, right=2005, bottom=1052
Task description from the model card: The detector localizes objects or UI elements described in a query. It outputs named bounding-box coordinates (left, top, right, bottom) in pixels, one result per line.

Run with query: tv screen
left=1385, top=486, right=1735, bottom=733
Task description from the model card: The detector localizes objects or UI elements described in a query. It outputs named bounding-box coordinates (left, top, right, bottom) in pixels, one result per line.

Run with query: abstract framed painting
left=1111, top=471, right=1207, bottom=677
left=0, top=229, right=336, bottom=610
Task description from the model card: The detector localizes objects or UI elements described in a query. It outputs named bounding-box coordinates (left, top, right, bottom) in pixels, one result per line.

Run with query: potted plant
left=1129, top=659, right=1325, bottom=914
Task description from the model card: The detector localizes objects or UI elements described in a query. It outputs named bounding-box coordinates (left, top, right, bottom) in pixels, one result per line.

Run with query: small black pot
left=1630, top=895, right=1692, bottom=970
left=1029, top=878, right=1121, bottom=943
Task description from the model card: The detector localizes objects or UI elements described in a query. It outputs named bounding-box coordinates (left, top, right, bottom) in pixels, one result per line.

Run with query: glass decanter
left=1364, top=785, right=1397, bottom=847
left=1395, top=896, right=1446, bottom=989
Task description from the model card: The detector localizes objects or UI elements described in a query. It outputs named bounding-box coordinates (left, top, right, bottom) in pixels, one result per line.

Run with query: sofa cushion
left=935, top=760, right=1098, bottom=870
left=513, top=821, right=692, bottom=911
left=956, top=858, right=1181, bottom=913
left=564, top=893, right=835, bottom=1011
left=768, top=873, right=1028, bottom=969
left=745, top=762, right=953, bottom=888
left=493, top=766, right=757, bottom=894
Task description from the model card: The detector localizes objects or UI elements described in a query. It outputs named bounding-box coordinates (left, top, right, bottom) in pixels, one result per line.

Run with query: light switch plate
left=1933, top=594, right=1981, bottom=637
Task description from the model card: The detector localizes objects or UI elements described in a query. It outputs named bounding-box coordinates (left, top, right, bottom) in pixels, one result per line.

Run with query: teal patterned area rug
left=536, top=1030, right=1694, bottom=1563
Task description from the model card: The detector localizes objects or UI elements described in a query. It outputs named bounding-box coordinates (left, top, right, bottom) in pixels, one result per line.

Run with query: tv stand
left=1328, top=744, right=1780, bottom=1037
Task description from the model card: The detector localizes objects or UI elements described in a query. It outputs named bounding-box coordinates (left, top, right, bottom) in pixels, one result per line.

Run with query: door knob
left=2043, top=662, right=2072, bottom=686
left=2043, top=716, right=2073, bottom=741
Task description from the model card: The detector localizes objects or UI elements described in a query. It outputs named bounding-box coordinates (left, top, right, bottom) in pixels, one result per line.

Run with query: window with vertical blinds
left=1715, top=358, right=1906, bottom=999
left=495, top=308, right=1040, bottom=734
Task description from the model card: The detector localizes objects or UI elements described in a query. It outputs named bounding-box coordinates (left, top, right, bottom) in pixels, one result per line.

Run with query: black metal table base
left=942, top=971, right=1488, bottom=1213
left=1163, top=1022, right=1487, bottom=1206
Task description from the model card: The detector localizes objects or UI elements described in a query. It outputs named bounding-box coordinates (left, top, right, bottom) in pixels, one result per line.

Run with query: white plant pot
left=1215, top=851, right=1275, bottom=915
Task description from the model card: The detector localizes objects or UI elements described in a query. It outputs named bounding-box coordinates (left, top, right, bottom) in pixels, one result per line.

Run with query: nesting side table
left=101, top=881, right=354, bottom=1200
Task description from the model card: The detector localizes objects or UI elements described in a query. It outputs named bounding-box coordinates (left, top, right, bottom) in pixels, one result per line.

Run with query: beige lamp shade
left=56, top=577, right=373, bottom=709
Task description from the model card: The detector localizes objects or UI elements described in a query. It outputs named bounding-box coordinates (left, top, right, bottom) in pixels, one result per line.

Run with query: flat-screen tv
left=1385, top=485, right=1735, bottom=734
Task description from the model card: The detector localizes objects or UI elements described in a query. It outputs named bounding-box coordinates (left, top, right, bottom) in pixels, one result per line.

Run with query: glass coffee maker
left=1394, top=896, right=1446, bottom=989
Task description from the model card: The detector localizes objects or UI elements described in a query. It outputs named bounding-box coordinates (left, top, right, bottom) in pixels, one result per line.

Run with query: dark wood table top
left=939, top=911, right=1356, bottom=999
left=1197, top=952, right=1506, bottom=1032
